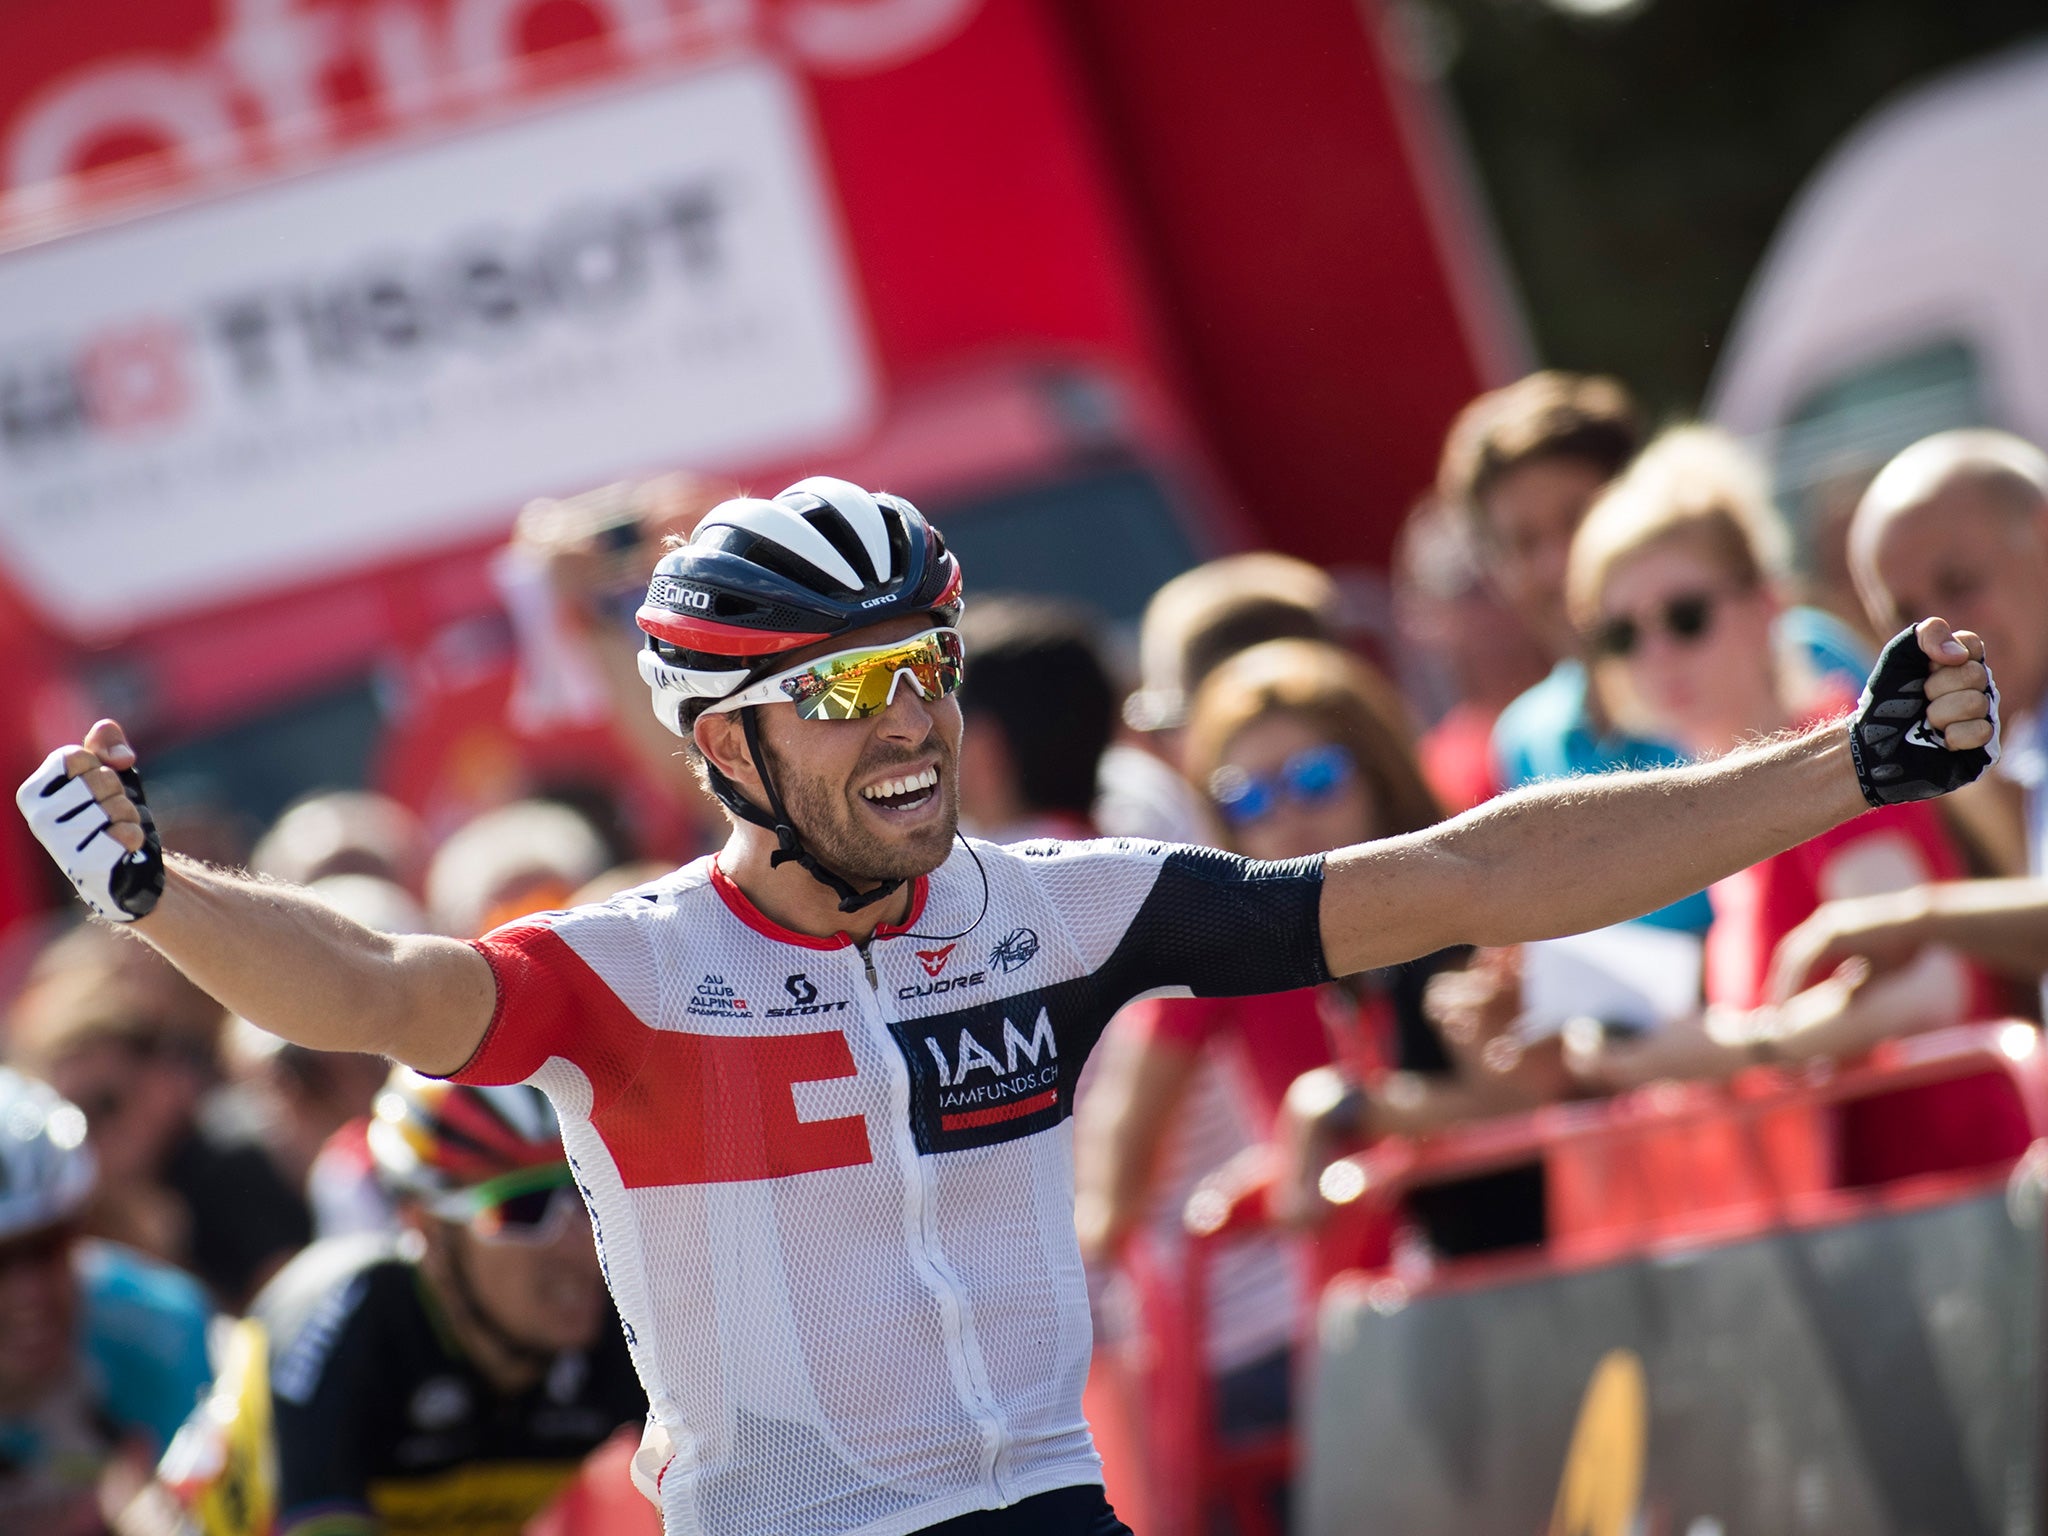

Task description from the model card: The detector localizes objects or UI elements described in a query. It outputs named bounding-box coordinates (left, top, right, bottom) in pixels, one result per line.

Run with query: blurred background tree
left=1411, top=0, right=2046, bottom=413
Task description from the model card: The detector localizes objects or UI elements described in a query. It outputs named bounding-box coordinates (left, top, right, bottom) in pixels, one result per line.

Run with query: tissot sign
left=0, top=60, right=872, bottom=629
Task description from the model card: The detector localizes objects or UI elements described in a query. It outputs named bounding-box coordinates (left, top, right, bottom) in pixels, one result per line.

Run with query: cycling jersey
left=257, top=1234, right=643, bottom=1536
left=0, top=1240, right=213, bottom=1535
left=451, top=836, right=1329, bottom=1536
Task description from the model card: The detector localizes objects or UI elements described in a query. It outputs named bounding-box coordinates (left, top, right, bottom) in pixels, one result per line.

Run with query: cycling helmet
left=367, top=1068, right=564, bottom=1200
left=634, top=476, right=964, bottom=913
left=0, top=1067, right=96, bottom=1240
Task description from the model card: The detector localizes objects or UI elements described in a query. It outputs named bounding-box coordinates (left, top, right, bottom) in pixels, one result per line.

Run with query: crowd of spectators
left=5, top=371, right=2048, bottom=1533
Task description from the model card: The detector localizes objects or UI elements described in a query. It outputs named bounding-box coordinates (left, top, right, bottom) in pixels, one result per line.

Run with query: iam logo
left=915, top=943, right=956, bottom=978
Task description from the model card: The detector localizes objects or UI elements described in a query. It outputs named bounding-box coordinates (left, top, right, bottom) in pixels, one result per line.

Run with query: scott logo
left=767, top=970, right=848, bottom=1017
left=916, top=944, right=956, bottom=978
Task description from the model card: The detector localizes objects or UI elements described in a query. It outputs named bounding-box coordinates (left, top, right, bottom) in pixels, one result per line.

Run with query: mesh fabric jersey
left=452, top=837, right=1329, bottom=1536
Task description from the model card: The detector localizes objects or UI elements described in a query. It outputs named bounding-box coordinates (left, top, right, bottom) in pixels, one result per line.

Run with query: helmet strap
left=707, top=708, right=905, bottom=916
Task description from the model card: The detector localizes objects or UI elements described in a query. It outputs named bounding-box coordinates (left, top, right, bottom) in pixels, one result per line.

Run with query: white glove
left=16, top=747, right=165, bottom=922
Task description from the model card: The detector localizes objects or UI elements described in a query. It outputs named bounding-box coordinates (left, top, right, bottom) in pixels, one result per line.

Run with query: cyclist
left=19, top=475, right=1999, bottom=1536
left=209, top=1068, right=643, bottom=1536
left=0, top=1066, right=213, bottom=1536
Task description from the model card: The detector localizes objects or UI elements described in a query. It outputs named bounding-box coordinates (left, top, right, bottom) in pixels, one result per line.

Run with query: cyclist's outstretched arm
left=1318, top=618, right=1998, bottom=978
left=18, top=719, right=494, bottom=1077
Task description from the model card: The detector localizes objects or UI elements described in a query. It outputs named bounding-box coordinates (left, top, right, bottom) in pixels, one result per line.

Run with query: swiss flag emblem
left=916, top=943, right=956, bottom=977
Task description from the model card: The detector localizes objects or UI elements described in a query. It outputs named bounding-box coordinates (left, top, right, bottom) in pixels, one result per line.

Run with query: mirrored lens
left=1209, top=766, right=1275, bottom=827
left=1282, top=744, right=1353, bottom=800
left=782, top=631, right=964, bottom=721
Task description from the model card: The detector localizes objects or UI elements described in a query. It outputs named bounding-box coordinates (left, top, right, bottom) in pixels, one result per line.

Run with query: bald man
left=1774, top=430, right=2048, bottom=1013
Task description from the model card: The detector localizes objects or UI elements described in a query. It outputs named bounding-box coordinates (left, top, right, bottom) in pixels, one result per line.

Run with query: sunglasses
left=1587, top=590, right=1722, bottom=660
left=426, top=1163, right=584, bottom=1246
left=1208, top=743, right=1357, bottom=828
left=706, top=628, right=965, bottom=722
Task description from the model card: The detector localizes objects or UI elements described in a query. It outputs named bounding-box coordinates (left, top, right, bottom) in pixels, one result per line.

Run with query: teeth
left=862, top=767, right=939, bottom=802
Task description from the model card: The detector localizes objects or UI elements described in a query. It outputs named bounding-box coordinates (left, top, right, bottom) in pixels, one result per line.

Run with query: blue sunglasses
left=1208, top=743, right=1356, bottom=827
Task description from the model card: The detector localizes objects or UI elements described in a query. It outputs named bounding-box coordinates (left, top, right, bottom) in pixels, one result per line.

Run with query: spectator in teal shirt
left=1439, top=373, right=1871, bottom=935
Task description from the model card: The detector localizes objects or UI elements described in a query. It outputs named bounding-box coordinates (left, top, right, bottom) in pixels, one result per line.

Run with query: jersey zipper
left=856, top=939, right=1013, bottom=1507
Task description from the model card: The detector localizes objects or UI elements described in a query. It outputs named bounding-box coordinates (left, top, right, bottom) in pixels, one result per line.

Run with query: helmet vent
left=736, top=529, right=861, bottom=599
left=801, top=506, right=882, bottom=589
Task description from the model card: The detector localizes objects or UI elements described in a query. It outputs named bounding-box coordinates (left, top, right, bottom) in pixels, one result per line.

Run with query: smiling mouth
left=860, top=765, right=940, bottom=814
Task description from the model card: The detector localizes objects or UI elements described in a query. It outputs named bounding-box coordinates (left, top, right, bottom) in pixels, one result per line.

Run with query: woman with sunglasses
left=1563, top=429, right=2011, bottom=1162
left=1076, top=641, right=1538, bottom=1502
left=177, top=1070, right=644, bottom=1536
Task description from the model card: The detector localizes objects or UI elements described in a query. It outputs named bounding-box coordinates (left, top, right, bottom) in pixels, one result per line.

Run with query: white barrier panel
left=0, top=56, right=874, bottom=633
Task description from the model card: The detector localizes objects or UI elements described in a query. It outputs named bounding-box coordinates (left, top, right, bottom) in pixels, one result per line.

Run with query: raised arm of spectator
left=1072, top=1007, right=1206, bottom=1267
left=17, top=720, right=495, bottom=1077
left=1318, top=619, right=1996, bottom=977
left=1768, top=878, right=2048, bottom=1001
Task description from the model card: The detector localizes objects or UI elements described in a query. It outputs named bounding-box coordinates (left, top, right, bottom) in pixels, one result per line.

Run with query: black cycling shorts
left=916, top=1485, right=1134, bottom=1534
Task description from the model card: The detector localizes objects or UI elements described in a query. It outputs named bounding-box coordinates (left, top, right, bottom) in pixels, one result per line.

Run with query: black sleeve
left=1100, top=846, right=1331, bottom=1003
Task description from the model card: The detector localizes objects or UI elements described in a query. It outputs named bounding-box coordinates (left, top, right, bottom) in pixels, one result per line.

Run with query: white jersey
left=452, top=836, right=1328, bottom=1536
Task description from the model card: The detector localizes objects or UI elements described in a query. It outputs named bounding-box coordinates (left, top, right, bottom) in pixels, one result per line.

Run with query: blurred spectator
left=506, top=473, right=730, bottom=852
left=250, top=789, right=427, bottom=892
left=1076, top=640, right=1514, bottom=1498
left=1846, top=428, right=2048, bottom=916
left=1120, top=554, right=1338, bottom=738
left=220, top=1071, right=641, bottom=1536
left=1562, top=427, right=2005, bottom=1154
left=955, top=595, right=1116, bottom=842
left=0, top=1067, right=213, bottom=1534
left=8, top=923, right=311, bottom=1309
left=571, top=861, right=680, bottom=906
left=229, top=874, right=432, bottom=1241
left=425, top=798, right=613, bottom=937
left=1438, top=373, right=1657, bottom=769
left=1766, top=427, right=2048, bottom=1037
left=1103, top=552, right=1339, bottom=844
left=1390, top=498, right=1546, bottom=813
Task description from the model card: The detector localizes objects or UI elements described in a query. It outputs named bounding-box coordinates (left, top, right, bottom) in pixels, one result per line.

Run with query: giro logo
left=916, top=944, right=956, bottom=977
left=785, top=974, right=819, bottom=1005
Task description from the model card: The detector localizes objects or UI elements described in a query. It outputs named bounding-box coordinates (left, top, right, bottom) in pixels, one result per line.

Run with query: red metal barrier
left=1313, top=1023, right=2048, bottom=1275
left=1127, top=1023, right=2048, bottom=1536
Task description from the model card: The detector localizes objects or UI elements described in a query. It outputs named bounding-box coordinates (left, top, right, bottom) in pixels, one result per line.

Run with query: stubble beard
left=762, top=733, right=960, bottom=883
